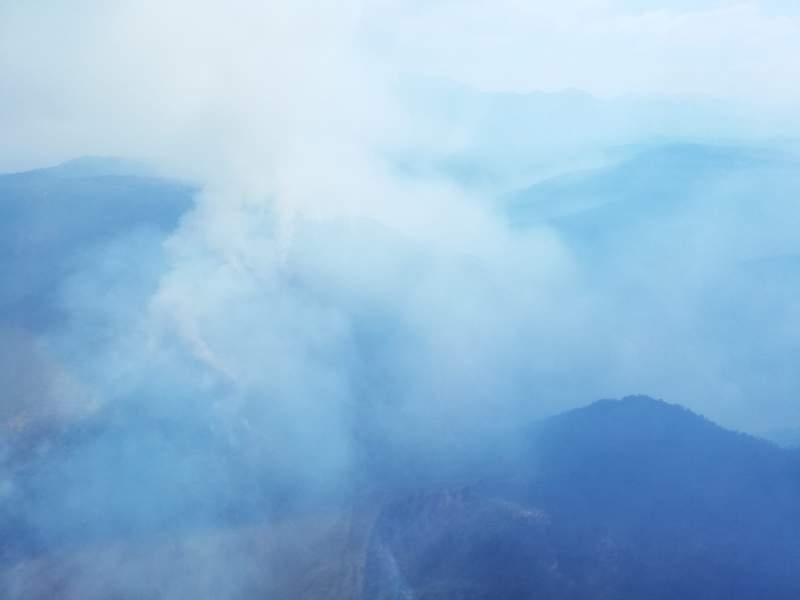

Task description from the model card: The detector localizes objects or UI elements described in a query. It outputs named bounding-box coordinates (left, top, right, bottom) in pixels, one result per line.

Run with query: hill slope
left=3, top=396, right=799, bottom=599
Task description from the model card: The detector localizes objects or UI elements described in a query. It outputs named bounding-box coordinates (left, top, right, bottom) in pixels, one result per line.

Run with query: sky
left=2, top=0, right=800, bottom=172
left=1, top=0, right=800, bottom=493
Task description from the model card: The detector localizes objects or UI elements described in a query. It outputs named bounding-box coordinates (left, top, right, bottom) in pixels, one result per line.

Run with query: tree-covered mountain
left=3, top=396, right=800, bottom=599
left=0, top=158, right=194, bottom=331
left=357, top=396, right=800, bottom=600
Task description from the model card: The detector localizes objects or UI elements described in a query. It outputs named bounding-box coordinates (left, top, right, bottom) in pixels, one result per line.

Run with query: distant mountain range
left=505, top=142, right=797, bottom=232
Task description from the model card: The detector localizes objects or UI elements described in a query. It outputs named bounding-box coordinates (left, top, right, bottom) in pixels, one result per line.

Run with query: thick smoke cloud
left=2, top=2, right=800, bottom=596
left=1, top=0, right=799, bottom=466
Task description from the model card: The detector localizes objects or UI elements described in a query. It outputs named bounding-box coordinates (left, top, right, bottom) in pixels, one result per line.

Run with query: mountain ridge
left=3, top=395, right=799, bottom=598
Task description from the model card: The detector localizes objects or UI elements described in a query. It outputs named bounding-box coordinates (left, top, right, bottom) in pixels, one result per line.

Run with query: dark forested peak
left=532, top=394, right=786, bottom=473
left=538, top=394, right=717, bottom=440
left=541, top=394, right=761, bottom=439
left=576, top=394, right=685, bottom=415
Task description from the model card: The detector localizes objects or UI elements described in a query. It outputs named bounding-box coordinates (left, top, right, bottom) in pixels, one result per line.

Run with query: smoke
left=2, top=1, right=800, bottom=597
